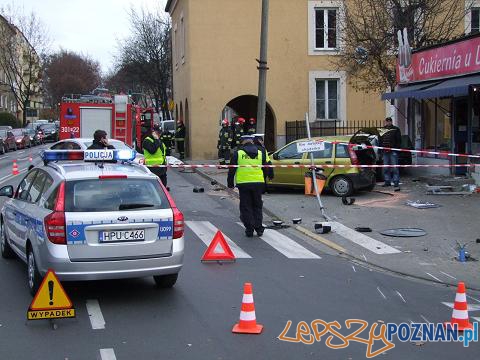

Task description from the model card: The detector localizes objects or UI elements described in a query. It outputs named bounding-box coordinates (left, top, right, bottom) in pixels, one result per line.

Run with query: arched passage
left=222, top=95, right=276, bottom=151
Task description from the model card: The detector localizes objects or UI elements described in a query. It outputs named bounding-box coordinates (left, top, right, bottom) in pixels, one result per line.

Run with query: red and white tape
left=155, top=163, right=478, bottom=169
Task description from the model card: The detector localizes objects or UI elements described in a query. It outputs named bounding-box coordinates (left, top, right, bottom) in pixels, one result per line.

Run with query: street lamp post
left=256, top=0, right=269, bottom=134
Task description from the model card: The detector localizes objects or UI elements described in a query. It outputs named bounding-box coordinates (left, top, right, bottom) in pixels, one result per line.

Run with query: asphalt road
left=0, top=150, right=478, bottom=359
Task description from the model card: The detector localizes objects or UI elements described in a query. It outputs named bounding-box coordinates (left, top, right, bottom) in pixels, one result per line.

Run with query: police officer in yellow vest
left=228, top=135, right=274, bottom=237
left=143, top=124, right=168, bottom=188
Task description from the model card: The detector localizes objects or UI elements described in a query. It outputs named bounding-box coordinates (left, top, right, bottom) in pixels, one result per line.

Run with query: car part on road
left=314, top=223, right=331, bottom=234
left=355, top=227, right=372, bottom=232
left=405, top=200, right=441, bottom=209
left=193, top=186, right=204, bottom=193
left=292, top=218, right=302, bottom=224
left=211, top=180, right=218, bottom=185
left=273, top=220, right=283, bottom=227
left=380, top=228, right=427, bottom=237
left=341, top=196, right=356, bottom=205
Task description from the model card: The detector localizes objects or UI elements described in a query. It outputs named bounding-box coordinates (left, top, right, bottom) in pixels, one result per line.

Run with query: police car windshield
left=65, top=179, right=169, bottom=212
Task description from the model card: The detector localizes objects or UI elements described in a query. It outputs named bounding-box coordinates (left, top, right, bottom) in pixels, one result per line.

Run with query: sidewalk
left=190, top=160, right=480, bottom=289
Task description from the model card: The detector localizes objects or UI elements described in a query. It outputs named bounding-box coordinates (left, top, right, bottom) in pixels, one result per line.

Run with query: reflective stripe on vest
left=144, top=137, right=166, bottom=166
left=235, top=149, right=264, bottom=184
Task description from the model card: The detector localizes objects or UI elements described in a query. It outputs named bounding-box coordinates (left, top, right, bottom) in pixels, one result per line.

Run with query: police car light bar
left=42, top=149, right=137, bottom=163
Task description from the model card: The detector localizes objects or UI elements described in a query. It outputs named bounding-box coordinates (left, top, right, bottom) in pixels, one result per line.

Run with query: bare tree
left=0, top=8, right=49, bottom=125
left=115, top=7, right=172, bottom=118
left=335, top=0, right=474, bottom=93
left=44, top=50, right=101, bottom=108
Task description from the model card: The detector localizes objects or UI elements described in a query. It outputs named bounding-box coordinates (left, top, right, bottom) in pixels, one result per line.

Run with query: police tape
left=153, top=163, right=479, bottom=169
left=323, top=140, right=480, bottom=159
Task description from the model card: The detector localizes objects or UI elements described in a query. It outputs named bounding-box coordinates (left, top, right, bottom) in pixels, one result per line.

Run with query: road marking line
left=439, top=271, right=457, bottom=280
left=99, top=348, right=116, bottom=360
left=425, top=272, right=442, bottom=282
left=185, top=221, right=251, bottom=258
left=295, top=225, right=346, bottom=253
left=17, top=151, right=24, bottom=154
left=86, top=299, right=105, bottom=330
left=330, top=222, right=401, bottom=254
left=351, top=265, right=356, bottom=272
left=237, top=223, right=320, bottom=259
left=377, top=286, right=387, bottom=300
left=395, top=290, right=407, bottom=303
left=362, top=253, right=367, bottom=262
left=467, top=295, right=480, bottom=304
left=441, top=302, right=480, bottom=311
left=420, top=315, right=431, bottom=323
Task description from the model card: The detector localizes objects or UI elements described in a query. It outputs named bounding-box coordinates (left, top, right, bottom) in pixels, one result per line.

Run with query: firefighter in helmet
left=246, top=117, right=257, bottom=135
left=161, top=128, right=173, bottom=156
left=217, top=119, right=233, bottom=165
left=232, top=117, right=245, bottom=149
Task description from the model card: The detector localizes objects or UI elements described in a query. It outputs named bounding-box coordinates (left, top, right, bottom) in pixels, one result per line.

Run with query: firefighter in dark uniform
left=161, top=129, right=173, bottom=156
left=232, top=117, right=245, bottom=149
left=217, top=119, right=233, bottom=165
left=228, top=135, right=274, bottom=237
left=143, top=125, right=168, bottom=187
left=246, top=118, right=257, bottom=135
left=175, top=121, right=186, bottom=159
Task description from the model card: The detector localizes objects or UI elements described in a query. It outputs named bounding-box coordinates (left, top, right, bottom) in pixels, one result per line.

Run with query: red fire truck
left=59, top=94, right=154, bottom=150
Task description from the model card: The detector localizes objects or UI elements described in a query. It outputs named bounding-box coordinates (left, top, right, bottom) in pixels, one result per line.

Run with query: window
left=310, top=142, right=333, bottom=158
left=16, top=170, right=38, bottom=202
left=308, top=1, right=343, bottom=55
left=180, top=13, right=185, bottom=63
left=29, top=171, right=49, bottom=203
left=335, top=144, right=349, bottom=158
left=173, top=23, right=178, bottom=69
left=44, top=185, right=59, bottom=210
left=316, top=79, right=338, bottom=120
left=472, top=8, right=480, bottom=33
left=315, top=9, right=337, bottom=49
left=277, top=142, right=303, bottom=160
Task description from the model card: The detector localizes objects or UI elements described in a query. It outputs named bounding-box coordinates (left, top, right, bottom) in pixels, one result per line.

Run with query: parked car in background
left=49, top=138, right=145, bottom=164
left=23, top=128, right=41, bottom=146
left=6, top=129, right=31, bottom=150
left=267, top=136, right=376, bottom=196
left=0, top=131, right=7, bottom=154
left=161, top=120, right=175, bottom=136
left=37, top=123, right=58, bottom=142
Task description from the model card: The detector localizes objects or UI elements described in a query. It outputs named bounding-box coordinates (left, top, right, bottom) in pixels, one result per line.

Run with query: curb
left=190, top=167, right=480, bottom=292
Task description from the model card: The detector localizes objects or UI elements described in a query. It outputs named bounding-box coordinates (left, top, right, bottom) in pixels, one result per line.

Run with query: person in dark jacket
left=87, top=130, right=115, bottom=150
left=228, top=135, right=274, bottom=237
left=217, top=119, right=233, bottom=165
left=143, top=125, right=168, bottom=188
left=379, top=117, right=402, bottom=191
left=175, top=121, right=186, bottom=159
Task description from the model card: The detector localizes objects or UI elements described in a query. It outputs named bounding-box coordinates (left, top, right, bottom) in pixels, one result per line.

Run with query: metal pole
left=305, top=113, right=330, bottom=221
left=256, top=0, right=269, bottom=134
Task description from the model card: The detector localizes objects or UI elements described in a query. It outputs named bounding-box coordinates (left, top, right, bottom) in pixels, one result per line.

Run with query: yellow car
left=267, top=136, right=376, bottom=196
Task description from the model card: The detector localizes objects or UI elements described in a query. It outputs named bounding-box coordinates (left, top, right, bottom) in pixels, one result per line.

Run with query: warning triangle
left=29, top=269, right=73, bottom=311
left=201, top=230, right=236, bottom=262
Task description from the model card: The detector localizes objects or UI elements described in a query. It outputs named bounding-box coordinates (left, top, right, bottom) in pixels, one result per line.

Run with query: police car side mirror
left=272, top=153, right=279, bottom=160
left=0, top=185, right=13, bottom=198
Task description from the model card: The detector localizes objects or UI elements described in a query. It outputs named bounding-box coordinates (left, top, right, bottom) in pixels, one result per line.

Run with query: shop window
left=472, top=8, right=480, bottom=33
left=423, top=99, right=452, bottom=153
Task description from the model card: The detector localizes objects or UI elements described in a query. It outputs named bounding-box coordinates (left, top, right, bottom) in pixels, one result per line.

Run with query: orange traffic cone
left=444, top=282, right=473, bottom=331
left=12, top=160, right=19, bottom=175
left=232, top=283, right=263, bottom=334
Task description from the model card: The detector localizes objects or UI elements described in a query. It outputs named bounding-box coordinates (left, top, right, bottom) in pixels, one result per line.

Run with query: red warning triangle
left=201, top=230, right=236, bottom=262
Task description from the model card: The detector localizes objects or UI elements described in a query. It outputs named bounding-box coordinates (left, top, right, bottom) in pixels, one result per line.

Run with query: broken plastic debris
left=380, top=228, right=427, bottom=237
left=406, top=200, right=441, bottom=209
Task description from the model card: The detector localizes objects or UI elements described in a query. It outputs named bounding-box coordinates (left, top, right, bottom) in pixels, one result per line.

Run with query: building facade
left=165, top=0, right=387, bottom=159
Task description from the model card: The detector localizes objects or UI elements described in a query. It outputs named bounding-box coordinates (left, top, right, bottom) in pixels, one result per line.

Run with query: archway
left=222, top=95, right=276, bottom=151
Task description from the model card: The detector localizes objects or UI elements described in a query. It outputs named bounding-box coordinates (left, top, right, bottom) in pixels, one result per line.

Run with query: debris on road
left=355, top=227, right=372, bottom=232
left=292, top=218, right=302, bottom=224
left=380, top=228, right=427, bottom=237
left=341, top=196, right=356, bottom=205
left=193, top=186, right=205, bottom=193
left=314, top=223, right=331, bottom=234
left=426, top=184, right=473, bottom=195
left=405, top=200, right=441, bottom=209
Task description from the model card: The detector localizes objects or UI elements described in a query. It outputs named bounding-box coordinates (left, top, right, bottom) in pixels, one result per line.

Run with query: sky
left=0, top=0, right=168, bottom=74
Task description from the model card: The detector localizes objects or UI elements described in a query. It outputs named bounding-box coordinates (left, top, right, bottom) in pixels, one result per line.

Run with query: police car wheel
left=153, top=273, right=178, bottom=288
left=27, top=248, right=41, bottom=296
left=1, top=221, right=15, bottom=259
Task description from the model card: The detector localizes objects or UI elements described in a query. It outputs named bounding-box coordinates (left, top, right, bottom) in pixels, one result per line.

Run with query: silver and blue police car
left=0, top=149, right=184, bottom=295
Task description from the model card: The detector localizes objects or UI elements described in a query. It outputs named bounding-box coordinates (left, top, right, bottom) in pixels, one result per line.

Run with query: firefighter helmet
left=237, top=117, right=246, bottom=124
left=222, top=119, right=229, bottom=126
left=249, top=117, right=256, bottom=124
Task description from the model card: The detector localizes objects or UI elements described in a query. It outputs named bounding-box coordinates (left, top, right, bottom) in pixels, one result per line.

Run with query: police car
left=0, top=149, right=184, bottom=295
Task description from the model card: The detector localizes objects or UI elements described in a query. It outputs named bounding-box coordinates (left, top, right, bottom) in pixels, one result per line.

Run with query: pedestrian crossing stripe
left=27, top=269, right=76, bottom=320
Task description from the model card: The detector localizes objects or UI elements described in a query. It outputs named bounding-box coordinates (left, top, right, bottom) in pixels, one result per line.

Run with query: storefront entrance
left=453, top=98, right=469, bottom=174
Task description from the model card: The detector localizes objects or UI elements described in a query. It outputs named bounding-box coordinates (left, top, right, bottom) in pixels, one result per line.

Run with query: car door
left=270, top=142, right=304, bottom=186
left=301, top=142, right=335, bottom=179
left=6, top=170, right=38, bottom=252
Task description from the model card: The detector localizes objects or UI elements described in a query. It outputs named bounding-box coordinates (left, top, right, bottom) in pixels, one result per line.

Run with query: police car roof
left=46, top=162, right=153, bottom=181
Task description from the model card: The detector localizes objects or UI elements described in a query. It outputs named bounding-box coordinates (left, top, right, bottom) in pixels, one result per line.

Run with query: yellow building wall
left=170, top=0, right=387, bottom=159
